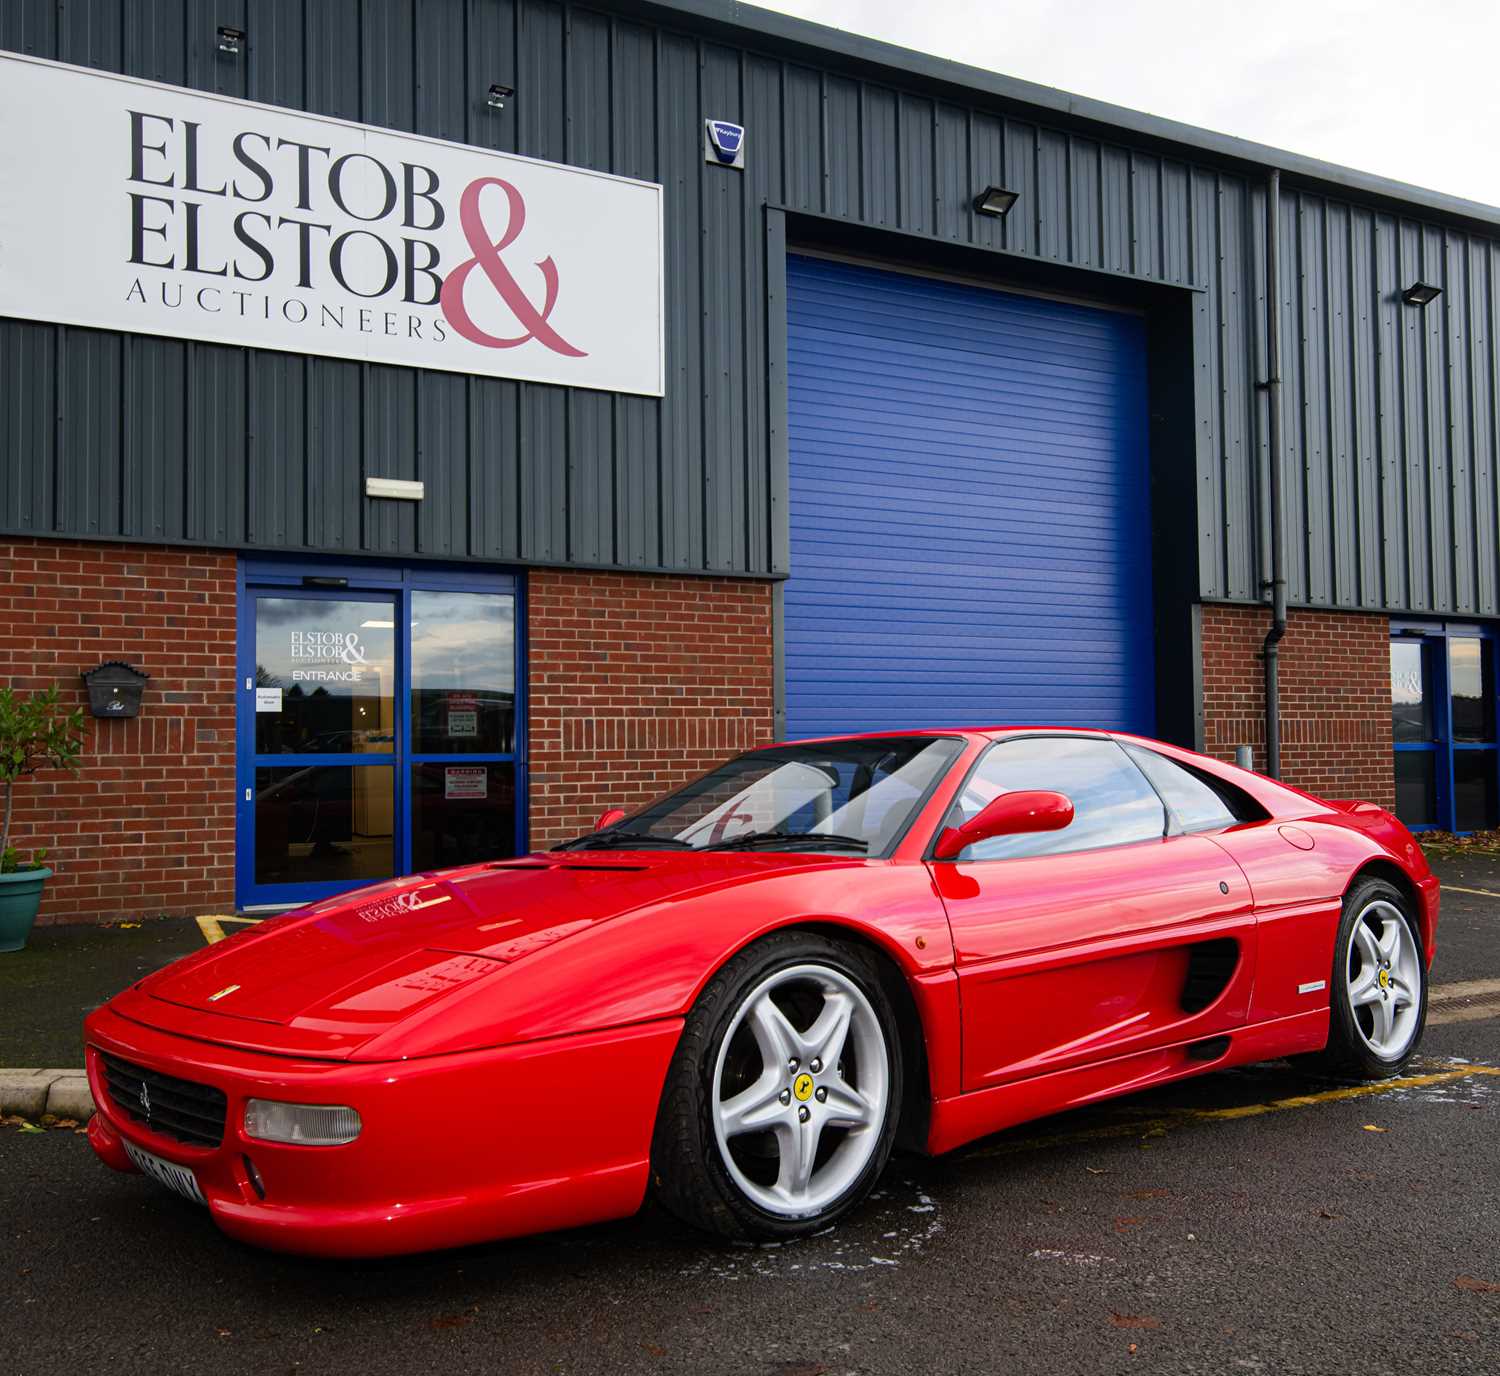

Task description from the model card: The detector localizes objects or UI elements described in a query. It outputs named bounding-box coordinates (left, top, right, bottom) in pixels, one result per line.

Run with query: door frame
left=1391, top=619, right=1498, bottom=834
left=234, top=556, right=528, bottom=910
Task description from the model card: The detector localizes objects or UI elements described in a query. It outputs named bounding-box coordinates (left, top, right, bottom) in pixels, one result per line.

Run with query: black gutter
left=1262, top=170, right=1288, bottom=779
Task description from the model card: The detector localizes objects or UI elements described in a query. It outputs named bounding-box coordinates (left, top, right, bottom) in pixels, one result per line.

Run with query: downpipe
left=1261, top=169, right=1288, bottom=779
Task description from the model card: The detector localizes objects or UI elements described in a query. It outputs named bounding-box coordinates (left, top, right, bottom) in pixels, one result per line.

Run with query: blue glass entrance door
left=237, top=562, right=524, bottom=909
left=1391, top=622, right=1500, bottom=835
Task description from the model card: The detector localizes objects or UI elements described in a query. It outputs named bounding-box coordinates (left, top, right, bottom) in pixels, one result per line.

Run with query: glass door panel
left=254, top=597, right=396, bottom=756
left=246, top=591, right=400, bottom=903
left=1450, top=638, right=1495, bottom=743
left=1454, top=752, right=1498, bottom=833
left=1390, top=640, right=1432, bottom=744
left=410, top=762, right=517, bottom=872
left=407, top=588, right=519, bottom=872
left=1390, top=638, right=1439, bottom=828
left=1393, top=752, right=1437, bottom=826
left=254, top=764, right=395, bottom=887
left=409, top=590, right=516, bottom=755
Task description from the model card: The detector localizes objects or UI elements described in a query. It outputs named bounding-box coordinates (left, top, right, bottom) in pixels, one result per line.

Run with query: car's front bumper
left=84, top=1004, right=682, bottom=1257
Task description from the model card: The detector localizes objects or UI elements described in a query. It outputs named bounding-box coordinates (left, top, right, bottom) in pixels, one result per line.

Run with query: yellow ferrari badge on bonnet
left=793, top=1072, right=815, bottom=1102
left=207, top=983, right=241, bottom=1002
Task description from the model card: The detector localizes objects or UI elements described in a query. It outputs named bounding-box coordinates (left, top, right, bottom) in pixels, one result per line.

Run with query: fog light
left=244, top=1100, right=362, bottom=1146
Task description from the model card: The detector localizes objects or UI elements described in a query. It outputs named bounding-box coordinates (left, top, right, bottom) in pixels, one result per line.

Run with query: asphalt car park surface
left=4, top=858, right=1498, bottom=1375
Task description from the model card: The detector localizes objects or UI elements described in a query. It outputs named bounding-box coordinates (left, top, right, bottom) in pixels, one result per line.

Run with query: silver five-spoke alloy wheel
left=711, top=963, right=889, bottom=1218
left=1345, top=899, right=1421, bottom=1059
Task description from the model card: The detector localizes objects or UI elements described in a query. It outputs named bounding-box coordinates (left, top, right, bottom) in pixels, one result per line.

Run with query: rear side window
left=946, top=736, right=1166, bottom=861
left=1122, top=744, right=1241, bottom=833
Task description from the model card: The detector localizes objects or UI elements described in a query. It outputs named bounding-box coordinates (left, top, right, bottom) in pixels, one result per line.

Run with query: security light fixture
left=487, top=83, right=515, bottom=111
left=973, top=186, right=1020, bottom=218
left=217, top=25, right=245, bottom=56
left=1402, top=281, right=1442, bottom=307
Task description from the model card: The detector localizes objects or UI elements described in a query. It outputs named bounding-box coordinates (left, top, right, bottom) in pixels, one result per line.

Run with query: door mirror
left=932, top=790, right=1074, bottom=860
left=594, top=807, right=628, bottom=832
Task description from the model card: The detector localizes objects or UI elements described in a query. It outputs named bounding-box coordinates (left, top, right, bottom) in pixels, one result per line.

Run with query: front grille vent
left=100, top=1052, right=227, bottom=1149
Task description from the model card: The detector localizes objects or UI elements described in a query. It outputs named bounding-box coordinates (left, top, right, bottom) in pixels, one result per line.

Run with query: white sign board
left=0, top=53, right=665, bottom=396
left=254, top=687, right=282, bottom=713
left=445, top=767, right=488, bottom=801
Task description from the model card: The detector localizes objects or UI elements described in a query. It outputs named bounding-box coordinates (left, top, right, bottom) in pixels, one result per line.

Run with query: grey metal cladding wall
left=2, top=0, right=1499, bottom=613
left=1273, top=192, right=1500, bottom=618
left=0, top=0, right=748, bottom=575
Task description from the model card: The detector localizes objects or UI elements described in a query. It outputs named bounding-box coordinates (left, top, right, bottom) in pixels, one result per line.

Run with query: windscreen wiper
left=703, top=829, right=869, bottom=852
left=555, top=830, right=696, bottom=851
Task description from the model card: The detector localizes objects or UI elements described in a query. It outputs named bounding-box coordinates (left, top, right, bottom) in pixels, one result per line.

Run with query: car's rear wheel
left=1316, top=877, right=1428, bottom=1078
left=650, top=931, right=903, bottom=1240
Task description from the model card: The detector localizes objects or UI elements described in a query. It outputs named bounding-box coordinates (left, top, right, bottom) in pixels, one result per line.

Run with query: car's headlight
left=243, top=1099, right=362, bottom=1146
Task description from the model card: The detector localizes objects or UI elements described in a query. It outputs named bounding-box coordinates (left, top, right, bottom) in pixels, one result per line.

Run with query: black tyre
left=1314, top=876, right=1428, bottom=1078
left=650, top=930, right=904, bottom=1241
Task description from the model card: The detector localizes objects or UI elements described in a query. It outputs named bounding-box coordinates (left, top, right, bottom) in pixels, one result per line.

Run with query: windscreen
left=560, top=736, right=963, bottom=856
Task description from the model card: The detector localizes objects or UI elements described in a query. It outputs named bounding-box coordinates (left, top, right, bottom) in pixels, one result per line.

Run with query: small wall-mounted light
left=1402, top=281, right=1442, bottom=307
left=486, top=83, right=515, bottom=111
left=365, top=476, right=425, bottom=501
left=216, top=25, right=245, bottom=56
left=973, top=186, right=1020, bottom=218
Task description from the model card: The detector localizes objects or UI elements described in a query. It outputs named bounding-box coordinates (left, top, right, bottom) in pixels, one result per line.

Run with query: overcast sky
left=754, top=1, right=1500, bottom=208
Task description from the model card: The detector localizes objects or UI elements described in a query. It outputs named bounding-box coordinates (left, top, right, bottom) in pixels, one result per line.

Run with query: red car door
left=929, top=736, right=1256, bottom=1093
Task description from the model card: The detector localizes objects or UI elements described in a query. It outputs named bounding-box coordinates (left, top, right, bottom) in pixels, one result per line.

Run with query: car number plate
left=123, top=1138, right=207, bottom=1206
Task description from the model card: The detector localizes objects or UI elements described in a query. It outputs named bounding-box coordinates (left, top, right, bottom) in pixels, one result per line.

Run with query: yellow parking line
left=195, top=915, right=264, bottom=946
left=962, top=1062, right=1500, bottom=1162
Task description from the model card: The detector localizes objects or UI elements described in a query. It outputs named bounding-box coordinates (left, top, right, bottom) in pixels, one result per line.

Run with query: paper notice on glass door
left=445, top=767, right=487, bottom=800
left=255, top=687, right=282, bottom=713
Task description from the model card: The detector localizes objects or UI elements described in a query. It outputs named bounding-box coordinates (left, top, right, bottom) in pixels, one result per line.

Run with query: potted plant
left=0, top=685, right=86, bottom=953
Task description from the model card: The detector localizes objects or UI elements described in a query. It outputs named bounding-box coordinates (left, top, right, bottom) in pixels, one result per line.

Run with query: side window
left=1121, top=744, right=1240, bottom=833
left=947, top=737, right=1166, bottom=861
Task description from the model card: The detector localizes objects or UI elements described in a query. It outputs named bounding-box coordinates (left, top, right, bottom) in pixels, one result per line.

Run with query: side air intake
left=1180, top=938, right=1240, bottom=1014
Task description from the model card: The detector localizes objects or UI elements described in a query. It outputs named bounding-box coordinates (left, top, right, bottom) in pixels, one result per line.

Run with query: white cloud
left=752, top=0, right=1500, bottom=209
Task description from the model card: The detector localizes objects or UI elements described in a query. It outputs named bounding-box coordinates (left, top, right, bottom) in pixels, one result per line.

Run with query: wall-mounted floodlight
left=217, top=26, right=245, bottom=55
left=973, top=186, right=1020, bottom=217
left=487, top=83, right=515, bottom=111
left=1402, top=281, right=1442, bottom=306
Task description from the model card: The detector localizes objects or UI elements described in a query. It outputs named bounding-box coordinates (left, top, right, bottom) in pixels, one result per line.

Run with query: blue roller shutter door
left=784, top=254, right=1155, bottom=739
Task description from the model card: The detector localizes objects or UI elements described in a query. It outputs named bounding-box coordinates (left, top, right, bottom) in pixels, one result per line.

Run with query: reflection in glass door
left=251, top=593, right=398, bottom=894
left=237, top=563, right=523, bottom=908
left=408, top=590, right=518, bottom=873
left=1390, top=623, right=1500, bottom=835
left=1450, top=637, right=1498, bottom=832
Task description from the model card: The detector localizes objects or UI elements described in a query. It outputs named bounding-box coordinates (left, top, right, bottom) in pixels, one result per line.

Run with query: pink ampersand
left=439, top=176, right=587, bottom=357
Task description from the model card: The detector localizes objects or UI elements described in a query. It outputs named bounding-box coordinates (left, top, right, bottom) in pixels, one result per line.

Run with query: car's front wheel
left=651, top=931, right=903, bottom=1240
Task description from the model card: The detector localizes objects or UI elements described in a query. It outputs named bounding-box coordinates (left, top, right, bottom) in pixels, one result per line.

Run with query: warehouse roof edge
left=625, top=0, right=1500, bottom=233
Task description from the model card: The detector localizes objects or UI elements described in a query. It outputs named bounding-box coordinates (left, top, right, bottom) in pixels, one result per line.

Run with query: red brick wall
left=0, top=538, right=236, bottom=924
left=527, top=571, right=775, bottom=848
left=1201, top=603, right=1393, bottom=805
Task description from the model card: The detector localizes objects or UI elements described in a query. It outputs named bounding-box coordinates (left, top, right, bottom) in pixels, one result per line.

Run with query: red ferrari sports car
left=84, top=728, right=1438, bottom=1256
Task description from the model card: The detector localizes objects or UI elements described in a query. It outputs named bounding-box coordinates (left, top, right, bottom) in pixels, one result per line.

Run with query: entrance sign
left=0, top=53, right=665, bottom=396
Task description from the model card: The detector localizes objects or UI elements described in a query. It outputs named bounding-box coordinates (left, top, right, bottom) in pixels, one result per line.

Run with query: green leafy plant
left=0, top=686, right=86, bottom=874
